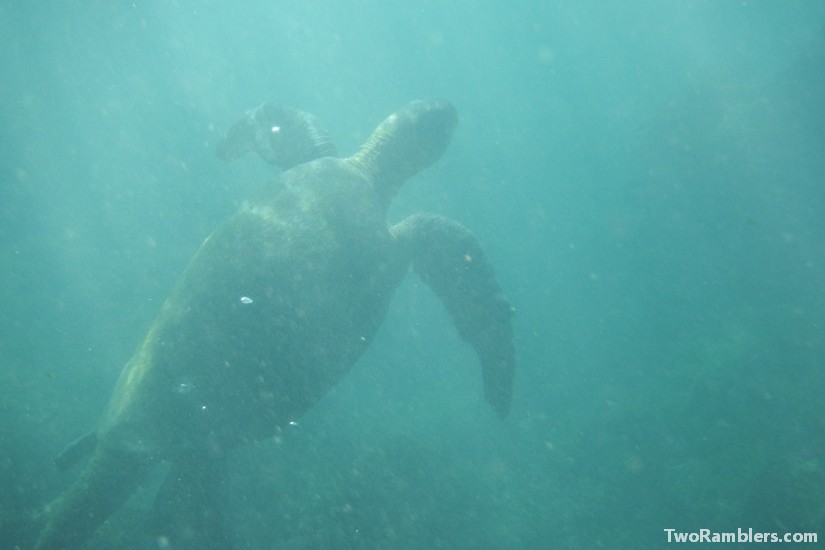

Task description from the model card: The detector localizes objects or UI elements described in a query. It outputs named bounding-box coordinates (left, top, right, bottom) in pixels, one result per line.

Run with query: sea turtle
left=35, top=99, right=515, bottom=549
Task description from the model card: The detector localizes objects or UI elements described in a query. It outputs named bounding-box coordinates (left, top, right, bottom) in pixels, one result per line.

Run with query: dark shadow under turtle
left=35, top=99, right=515, bottom=549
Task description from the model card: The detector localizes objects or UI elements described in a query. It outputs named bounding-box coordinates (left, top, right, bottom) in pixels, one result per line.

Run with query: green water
left=2, top=1, right=823, bottom=548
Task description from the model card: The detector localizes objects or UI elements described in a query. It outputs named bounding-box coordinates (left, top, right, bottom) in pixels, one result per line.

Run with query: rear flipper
left=35, top=445, right=156, bottom=550
left=53, top=431, right=98, bottom=472
left=392, top=213, right=515, bottom=418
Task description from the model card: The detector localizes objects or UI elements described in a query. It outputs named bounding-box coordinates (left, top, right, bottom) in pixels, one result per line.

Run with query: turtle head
left=348, top=100, right=458, bottom=206
left=216, top=102, right=337, bottom=170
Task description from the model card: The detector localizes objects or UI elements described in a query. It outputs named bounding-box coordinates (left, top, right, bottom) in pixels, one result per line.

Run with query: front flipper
left=216, top=101, right=337, bottom=169
left=392, top=213, right=515, bottom=418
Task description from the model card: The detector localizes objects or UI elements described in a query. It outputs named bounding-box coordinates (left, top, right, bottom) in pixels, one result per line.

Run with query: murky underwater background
left=1, top=1, right=824, bottom=548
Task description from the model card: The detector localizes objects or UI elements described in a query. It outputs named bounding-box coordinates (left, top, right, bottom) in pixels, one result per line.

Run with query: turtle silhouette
left=35, top=99, right=515, bottom=549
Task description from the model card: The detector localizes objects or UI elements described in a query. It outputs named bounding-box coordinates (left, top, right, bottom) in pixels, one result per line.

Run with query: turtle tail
left=348, top=99, right=458, bottom=206
left=216, top=102, right=337, bottom=170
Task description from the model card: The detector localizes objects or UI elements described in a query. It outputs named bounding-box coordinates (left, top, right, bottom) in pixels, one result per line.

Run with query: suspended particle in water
left=240, top=296, right=254, bottom=304
left=174, top=382, right=194, bottom=395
